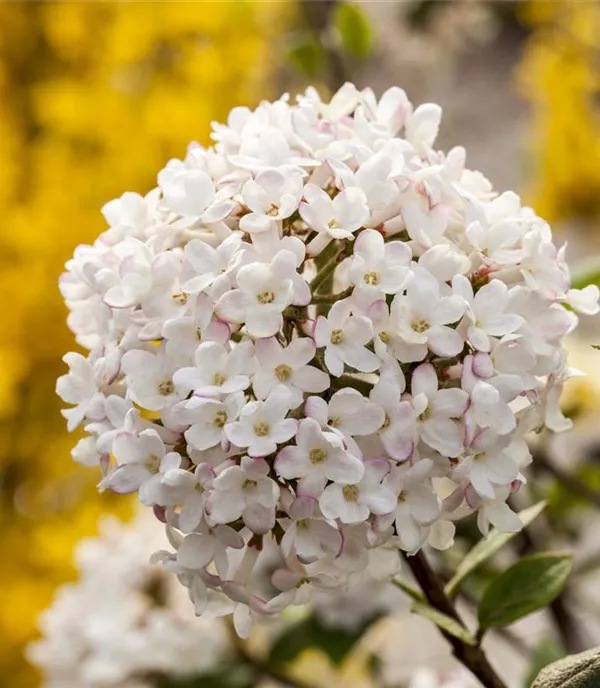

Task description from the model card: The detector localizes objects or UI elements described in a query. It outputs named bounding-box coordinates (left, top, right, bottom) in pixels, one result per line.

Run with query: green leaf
left=334, top=2, right=373, bottom=59
left=445, top=501, right=547, bottom=598
left=410, top=601, right=476, bottom=646
left=268, top=612, right=380, bottom=667
left=523, top=638, right=566, bottom=688
left=570, top=261, right=600, bottom=291
left=285, top=32, right=326, bottom=77
left=478, top=552, right=573, bottom=629
left=391, top=576, right=426, bottom=603
left=532, top=646, right=600, bottom=688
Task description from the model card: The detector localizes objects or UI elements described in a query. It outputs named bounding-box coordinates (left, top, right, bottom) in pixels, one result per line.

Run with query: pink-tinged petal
left=245, top=309, right=283, bottom=338
left=178, top=534, right=214, bottom=569
left=324, top=347, right=344, bottom=377
left=106, top=464, right=149, bottom=494
left=243, top=503, right=275, bottom=534
left=340, top=345, right=380, bottom=374
left=326, top=451, right=365, bottom=485
left=434, top=295, right=465, bottom=325
left=432, top=388, right=469, bottom=418
left=319, top=484, right=369, bottom=524
left=304, top=396, right=329, bottom=427
left=286, top=338, right=316, bottom=366
left=426, top=325, right=464, bottom=357
left=484, top=501, right=522, bottom=533
left=421, top=418, right=463, bottom=458
left=270, top=418, right=299, bottom=444
left=467, top=324, right=491, bottom=352
left=411, top=363, right=438, bottom=400
left=364, top=486, right=396, bottom=515
left=214, top=290, right=246, bottom=325
left=248, top=437, right=277, bottom=458
left=294, top=365, right=330, bottom=394
left=485, top=314, right=524, bottom=336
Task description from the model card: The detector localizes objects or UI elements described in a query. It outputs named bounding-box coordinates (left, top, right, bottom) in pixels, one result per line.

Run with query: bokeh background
left=2, top=1, right=600, bottom=686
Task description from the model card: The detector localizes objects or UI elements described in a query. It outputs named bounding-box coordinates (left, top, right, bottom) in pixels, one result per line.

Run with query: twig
left=311, top=286, right=353, bottom=305
left=402, top=551, right=508, bottom=688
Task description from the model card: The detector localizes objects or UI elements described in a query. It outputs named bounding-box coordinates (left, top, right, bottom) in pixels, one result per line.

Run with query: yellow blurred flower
left=0, top=2, right=291, bottom=685
left=517, top=1, right=600, bottom=221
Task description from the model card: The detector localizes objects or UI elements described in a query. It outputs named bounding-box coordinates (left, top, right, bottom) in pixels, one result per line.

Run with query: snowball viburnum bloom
left=57, top=81, right=598, bottom=630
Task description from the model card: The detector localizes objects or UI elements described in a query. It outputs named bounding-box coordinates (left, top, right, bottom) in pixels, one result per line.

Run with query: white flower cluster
left=57, top=82, right=599, bottom=634
left=409, top=667, right=478, bottom=688
left=27, top=515, right=227, bottom=688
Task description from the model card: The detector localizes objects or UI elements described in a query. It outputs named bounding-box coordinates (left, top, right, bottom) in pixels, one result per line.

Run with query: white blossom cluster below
left=57, top=82, right=599, bottom=635
left=27, top=515, right=227, bottom=688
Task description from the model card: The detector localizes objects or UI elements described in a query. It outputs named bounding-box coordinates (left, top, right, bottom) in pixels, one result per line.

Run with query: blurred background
left=2, top=2, right=600, bottom=686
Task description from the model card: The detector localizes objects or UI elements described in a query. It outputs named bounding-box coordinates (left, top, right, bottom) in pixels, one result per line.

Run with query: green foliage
left=285, top=32, right=326, bottom=78
left=334, top=2, right=373, bottom=59
left=410, top=601, right=476, bottom=646
left=156, top=666, right=252, bottom=688
left=268, top=612, right=380, bottom=667
left=445, top=501, right=547, bottom=598
left=477, top=552, right=573, bottom=629
left=532, top=646, right=600, bottom=688
left=524, top=638, right=566, bottom=688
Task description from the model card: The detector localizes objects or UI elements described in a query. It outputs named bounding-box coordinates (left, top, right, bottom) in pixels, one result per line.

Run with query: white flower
left=275, top=418, right=364, bottom=495
left=314, top=299, right=380, bottom=376
left=182, top=233, right=242, bottom=296
left=253, top=337, right=329, bottom=407
left=224, top=386, right=297, bottom=457
left=57, top=352, right=106, bottom=431
left=239, top=168, right=304, bottom=234
left=381, top=459, right=441, bottom=552
left=215, top=250, right=303, bottom=337
left=305, top=388, right=385, bottom=443
left=454, top=429, right=519, bottom=500
left=102, top=429, right=181, bottom=506
left=121, top=347, right=180, bottom=411
left=390, top=269, right=465, bottom=361
left=280, top=496, right=342, bottom=562
left=319, top=458, right=396, bottom=524
left=173, top=341, right=253, bottom=397
left=411, top=363, right=468, bottom=458
left=452, top=275, right=524, bottom=352
left=300, top=184, right=370, bottom=256
left=161, top=463, right=215, bottom=532
left=349, top=229, right=412, bottom=295
left=208, top=456, right=280, bottom=533
left=158, top=164, right=233, bottom=222
left=174, top=392, right=245, bottom=452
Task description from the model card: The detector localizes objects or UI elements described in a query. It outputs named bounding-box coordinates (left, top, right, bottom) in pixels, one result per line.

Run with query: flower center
left=194, top=481, right=205, bottom=494
left=397, top=492, right=406, bottom=504
left=257, top=290, right=275, bottom=304
left=242, top=478, right=258, bottom=489
left=213, top=373, right=225, bottom=386
left=329, top=415, right=341, bottom=428
left=327, top=218, right=338, bottom=229
left=172, top=291, right=189, bottom=305
left=254, top=421, right=270, bottom=437
left=379, top=331, right=389, bottom=343
left=145, top=454, right=161, bottom=474
left=381, top=413, right=391, bottom=430
left=363, top=271, right=380, bottom=286
left=330, top=329, right=344, bottom=344
left=214, top=410, right=228, bottom=428
left=275, top=364, right=293, bottom=382
left=411, top=319, right=430, bottom=333
left=342, top=484, right=359, bottom=502
left=266, top=203, right=280, bottom=217
left=158, top=379, right=174, bottom=396
left=309, top=448, right=328, bottom=464
left=195, top=326, right=202, bottom=340
left=418, top=408, right=431, bottom=422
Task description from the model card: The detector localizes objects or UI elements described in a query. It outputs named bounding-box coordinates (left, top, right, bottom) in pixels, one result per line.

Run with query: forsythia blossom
left=57, top=83, right=599, bottom=633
